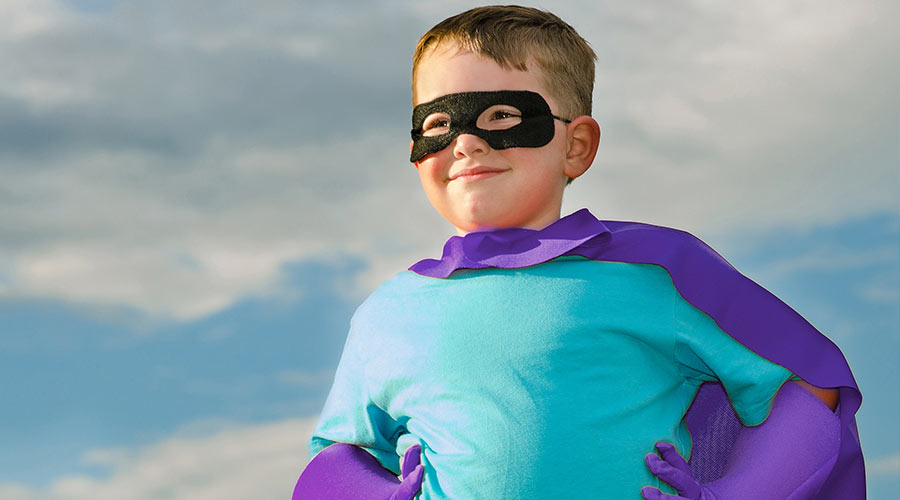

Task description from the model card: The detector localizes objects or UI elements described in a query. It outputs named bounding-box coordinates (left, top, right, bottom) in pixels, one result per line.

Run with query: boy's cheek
left=410, top=141, right=420, bottom=169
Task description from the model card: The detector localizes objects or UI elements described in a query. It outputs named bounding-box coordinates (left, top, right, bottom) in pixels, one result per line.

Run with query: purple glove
left=293, top=443, right=424, bottom=500
left=642, top=442, right=717, bottom=500
left=642, top=382, right=840, bottom=500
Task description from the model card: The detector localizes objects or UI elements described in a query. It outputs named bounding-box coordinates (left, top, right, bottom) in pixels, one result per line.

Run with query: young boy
left=294, top=6, right=863, bottom=499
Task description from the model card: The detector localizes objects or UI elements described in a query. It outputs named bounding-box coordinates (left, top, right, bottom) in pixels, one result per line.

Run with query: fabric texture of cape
left=410, top=208, right=864, bottom=499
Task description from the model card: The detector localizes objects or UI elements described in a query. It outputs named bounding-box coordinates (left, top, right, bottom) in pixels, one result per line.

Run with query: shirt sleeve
left=308, top=319, right=405, bottom=474
left=673, top=292, right=794, bottom=427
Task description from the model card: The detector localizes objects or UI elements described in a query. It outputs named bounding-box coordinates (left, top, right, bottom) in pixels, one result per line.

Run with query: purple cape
left=410, top=209, right=864, bottom=499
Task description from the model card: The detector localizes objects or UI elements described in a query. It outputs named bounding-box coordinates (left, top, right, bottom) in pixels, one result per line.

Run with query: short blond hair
left=411, top=5, right=596, bottom=120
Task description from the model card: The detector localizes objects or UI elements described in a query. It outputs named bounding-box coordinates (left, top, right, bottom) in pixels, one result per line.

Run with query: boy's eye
left=421, top=113, right=451, bottom=137
left=477, top=105, right=522, bottom=131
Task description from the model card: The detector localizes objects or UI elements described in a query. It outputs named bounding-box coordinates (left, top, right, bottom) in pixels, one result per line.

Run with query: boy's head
left=410, top=6, right=600, bottom=234
left=411, top=5, right=596, bottom=120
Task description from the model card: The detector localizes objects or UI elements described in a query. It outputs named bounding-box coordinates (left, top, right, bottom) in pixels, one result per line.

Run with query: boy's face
left=412, top=42, right=573, bottom=234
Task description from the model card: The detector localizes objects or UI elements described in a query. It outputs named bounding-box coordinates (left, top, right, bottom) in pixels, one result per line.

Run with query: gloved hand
left=293, top=443, right=424, bottom=500
left=641, top=442, right=717, bottom=500
left=641, top=382, right=840, bottom=500
left=392, top=444, right=425, bottom=500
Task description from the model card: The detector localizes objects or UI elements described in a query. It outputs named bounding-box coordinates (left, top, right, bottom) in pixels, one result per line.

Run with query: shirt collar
left=409, top=209, right=611, bottom=278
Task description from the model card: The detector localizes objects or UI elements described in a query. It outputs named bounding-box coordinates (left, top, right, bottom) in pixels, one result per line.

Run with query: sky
left=0, top=0, right=897, bottom=498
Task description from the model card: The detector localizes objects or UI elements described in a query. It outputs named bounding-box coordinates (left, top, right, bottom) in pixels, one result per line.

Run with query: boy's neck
left=454, top=212, right=563, bottom=235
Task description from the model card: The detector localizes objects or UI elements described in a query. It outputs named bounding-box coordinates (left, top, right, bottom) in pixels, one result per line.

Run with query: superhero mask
left=410, top=90, right=571, bottom=163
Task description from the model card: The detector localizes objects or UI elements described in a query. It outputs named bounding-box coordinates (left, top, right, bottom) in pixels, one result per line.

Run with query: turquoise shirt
left=310, top=257, right=793, bottom=499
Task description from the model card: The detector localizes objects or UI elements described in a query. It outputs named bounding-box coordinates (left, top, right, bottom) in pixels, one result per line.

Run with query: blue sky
left=1, top=1, right=897, bottom=498
left=1, top=257, right=361, bottom=484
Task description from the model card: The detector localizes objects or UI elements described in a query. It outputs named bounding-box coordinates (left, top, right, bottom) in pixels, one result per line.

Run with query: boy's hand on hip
left=641, top=442, right=719, bottom=500
left=391, top=444, right=425, bottom=500
left=292, top=443, right=424, bottom=500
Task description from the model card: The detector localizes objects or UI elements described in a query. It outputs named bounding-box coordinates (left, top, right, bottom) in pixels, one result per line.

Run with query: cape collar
left=409, top=209, right=610, bottom=278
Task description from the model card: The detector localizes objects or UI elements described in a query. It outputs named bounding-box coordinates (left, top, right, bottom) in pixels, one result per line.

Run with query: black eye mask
left=410, top=90, right=569, bottom=163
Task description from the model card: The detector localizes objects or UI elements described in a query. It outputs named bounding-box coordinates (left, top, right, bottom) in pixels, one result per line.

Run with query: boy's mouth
left=449, top=166, right=508, bottom=182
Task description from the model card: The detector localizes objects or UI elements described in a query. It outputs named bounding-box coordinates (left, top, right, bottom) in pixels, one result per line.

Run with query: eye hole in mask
left=421, top=104, right=523, bottom=137
left=410, top=90, right=570, bottom=163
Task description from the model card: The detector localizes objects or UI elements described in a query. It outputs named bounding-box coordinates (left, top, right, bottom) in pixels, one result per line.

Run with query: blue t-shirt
left=310, top=257, right=792, bottom=499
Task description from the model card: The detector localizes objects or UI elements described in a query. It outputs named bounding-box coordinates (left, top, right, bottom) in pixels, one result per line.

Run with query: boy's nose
left=453, top=133, right=489, bottom=158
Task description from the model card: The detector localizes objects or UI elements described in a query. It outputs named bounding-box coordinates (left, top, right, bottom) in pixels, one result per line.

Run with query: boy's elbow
left=791, top=379, right=840, bottom=411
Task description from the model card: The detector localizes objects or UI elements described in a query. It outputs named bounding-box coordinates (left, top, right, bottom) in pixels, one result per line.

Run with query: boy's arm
left=295, top=321, right=425, bottom=499
left=792, top=380, right=839, bottom=410
left=294, top=443, right=423, bottom=500
left=642, top=381, right=841, bottom=500
left=659, top=288, right=843, bottom=500
left=306, top=321, right=405, bottom=469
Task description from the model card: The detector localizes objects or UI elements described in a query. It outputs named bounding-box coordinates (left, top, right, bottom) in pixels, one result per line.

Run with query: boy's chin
left=448, top=217, right=501, bottom=235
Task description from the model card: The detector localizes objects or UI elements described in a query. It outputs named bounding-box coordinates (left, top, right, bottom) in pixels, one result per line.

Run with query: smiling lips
left=448, top=166, right=508, bottom=182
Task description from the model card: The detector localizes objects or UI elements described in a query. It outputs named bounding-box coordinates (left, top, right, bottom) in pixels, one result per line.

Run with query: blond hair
left=411, top=5, right=596, bottom=119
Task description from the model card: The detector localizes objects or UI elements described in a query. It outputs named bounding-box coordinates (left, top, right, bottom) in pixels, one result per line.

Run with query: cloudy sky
left=1, top=0, right=897, bottom=498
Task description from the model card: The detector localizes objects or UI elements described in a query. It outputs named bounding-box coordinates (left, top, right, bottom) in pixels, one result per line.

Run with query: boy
left=294, top=6, right=863, bottom=499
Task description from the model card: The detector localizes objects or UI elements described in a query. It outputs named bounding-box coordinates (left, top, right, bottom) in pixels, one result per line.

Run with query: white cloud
left=0, top=0, right=71, bottom=42
left=565, top=0, right=898, bottom=237
left=1, top=131, right=438, bottom=319
left=859, top=283, right=900, bottom=305
left=752, top=246, right=898, bottom=279
left=868, top=452, right=900, bottom=477
left=0, top=417, right=318, bottom=500
left=0, top=0, right=896, bottom=320
left=279, top=369, right=337, bottom=389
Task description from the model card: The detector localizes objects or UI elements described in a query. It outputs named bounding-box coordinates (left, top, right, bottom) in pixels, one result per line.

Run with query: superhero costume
left=298, top=209, right=863, bottom=498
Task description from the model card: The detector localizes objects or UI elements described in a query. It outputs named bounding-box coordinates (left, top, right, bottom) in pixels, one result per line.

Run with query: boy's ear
left=564, top=116, right=601, bottom=180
